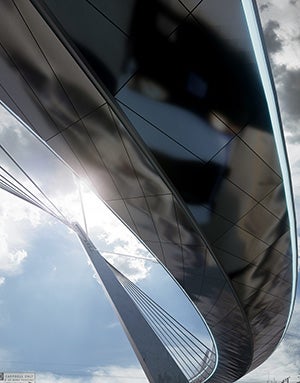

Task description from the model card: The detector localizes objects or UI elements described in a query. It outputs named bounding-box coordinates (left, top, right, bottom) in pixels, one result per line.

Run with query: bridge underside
left=0, top=1, right=296, bottom=382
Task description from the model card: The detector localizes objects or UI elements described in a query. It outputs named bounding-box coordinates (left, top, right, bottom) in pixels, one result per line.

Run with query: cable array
left=0, top=144, right=69, bottom=226
left=114, top=269, right=216, bottom=382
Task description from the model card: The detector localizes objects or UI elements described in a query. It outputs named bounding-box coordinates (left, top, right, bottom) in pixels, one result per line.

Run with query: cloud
left=90, top=366, right=147, bottom=383
left=39, top=374, right=87, bottom=383
left=258, top=0, right=300, bottom=69
left=0, top=189, right=45, bottom=281
left=37, top=366, right=147, bottom=383
left=259, top=2, right=272, bottom=12
left=263, top=20, right=283, bottom=53
left=103, top=251, right=151, bottom=283
left=0, top=237, right=27, bottom=275
left=36, top=374, right=83, bottom=383
left=257, top=2, right=300, bottom=139
left=272, top=65, right=300, bottom=139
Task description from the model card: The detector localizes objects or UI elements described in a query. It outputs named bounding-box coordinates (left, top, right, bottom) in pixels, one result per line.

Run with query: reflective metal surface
left=0, top=0, right=296, bottom=382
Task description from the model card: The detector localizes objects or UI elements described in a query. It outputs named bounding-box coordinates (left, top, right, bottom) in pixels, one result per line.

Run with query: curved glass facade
left=0, top=0, right=296, bottom=382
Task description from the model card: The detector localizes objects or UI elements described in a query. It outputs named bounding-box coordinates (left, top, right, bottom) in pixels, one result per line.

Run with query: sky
left=0, top=1, right=300, bottom=382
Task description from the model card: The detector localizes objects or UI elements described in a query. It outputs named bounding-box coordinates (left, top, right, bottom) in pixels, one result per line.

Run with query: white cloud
left=0, top=237, right=27, bottom=274
left=258, top=0, right=300, bottom=138
left=0, top=186, right=44, bottom=228
left=90, top=366, right=147, bottom=383
left=103, top=252, right=151, bottom=283
left=36, top=366, right=147, bottom=383
left=0, top=188, right=46, bottom=281
left=258, top=0, right=300, bottom=70
left=36, top=374, right=83, bottom=383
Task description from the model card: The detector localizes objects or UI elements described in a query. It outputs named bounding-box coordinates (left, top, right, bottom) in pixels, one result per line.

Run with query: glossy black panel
left=39, top=0, right=131, bottom=92
left=213, top=225, right=269, bottom=261
left=107, top=106, right=171, bottom=197
left=260, top=184, right=288, bottom=220
left=118, top=101, right=203, bottom=163
left=124, top=197, right=161, bottom=242
left=180, top=0, right=202, bottom=11
left=190, top=205, right=234, bottom=243
left=86, top=0, right=137, bottom=35
left=208, top=178, right=258, bottom=224
left=211, top=247, right=250, bottom=276
left=238, top=126, right=282, bottom=176
left=237, top=204, right=288, bottom=244
left=0, top=44, right=59, bottom=140
left=146, top=194, right=182, bottom=243
left=0, top=1, right=105, bottom=140
left=47, top=132, right=91, bottom=177
left=272, top=230, right=292, bottom=254
left=117, top=85, right=234, bottom=163
left=18, top=0, right=107, bottom=118
left=212, top=136, right=282, bottom=202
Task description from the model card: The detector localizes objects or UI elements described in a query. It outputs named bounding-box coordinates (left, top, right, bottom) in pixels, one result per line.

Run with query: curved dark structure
left=0, top=1, right=297, bottom=382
